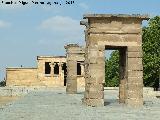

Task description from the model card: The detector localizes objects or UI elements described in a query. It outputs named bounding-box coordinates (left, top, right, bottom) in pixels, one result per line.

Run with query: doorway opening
left=54, top=63, right=59, bottom=75
left=62, top=63, right=67, bottom=86
left=77, top=62, right=81, bottom=75
left=105, top=46, right=127, bottom=105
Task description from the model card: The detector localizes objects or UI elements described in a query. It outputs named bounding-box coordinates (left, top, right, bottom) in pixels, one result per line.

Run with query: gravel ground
left=0, top=96, right=19, bottom=106
left=0, top=88, right=160, bottom=120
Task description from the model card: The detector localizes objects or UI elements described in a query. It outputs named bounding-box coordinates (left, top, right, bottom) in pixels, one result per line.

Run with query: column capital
left=58, top=62, right=63, bottom=67
left=49, top=63, right=56, bottom=67
left=80, top=62, right=85, bottom=66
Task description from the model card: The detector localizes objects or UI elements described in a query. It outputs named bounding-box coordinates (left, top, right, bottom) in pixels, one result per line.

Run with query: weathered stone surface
left=127, top=51, right=143, bottom=58
left=85, top=83, right=104, bottom=92
left=6, top=68, right=39, bottom=86
left=119, top=80, right=126, bottom=103
left=127, top=77, right=143, bottom=84
left=126, top=89, right=143, bottom=98
left=84, top=91, right=104, bottom=99
left=89, top=34, right=142, bottom=45
left=83, top=98, right=104, bottom=107
left=125, top=98, right=143, bottom=108
left=127, top=83, right=143, bottom=90
left=81, top=14, right=147, bottom=107
left=128, top=70, right=143, bottom=77
left=127, top=46, right=142, bottom=52
left=65, top=44, right=85, bottom=94
left=87, top=77, right=105, bottom=84
left=128, top=58, right=143, bottom=70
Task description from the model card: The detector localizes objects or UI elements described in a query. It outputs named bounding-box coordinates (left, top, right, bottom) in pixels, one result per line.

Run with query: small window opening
left=54, top=63, right=59, bottom=74
left=62, top=63, right=67, bottom=86
left=45, top=62, right=51, bottom=74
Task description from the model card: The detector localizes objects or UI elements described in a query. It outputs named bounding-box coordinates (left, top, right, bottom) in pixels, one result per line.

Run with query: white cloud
left=38, top=16, right=85, bottom=47
left=79, top=3, right=89, bottom=10
left=0, top=20, right=10, bottom=28
left=39, top=16, right=83, bottom=32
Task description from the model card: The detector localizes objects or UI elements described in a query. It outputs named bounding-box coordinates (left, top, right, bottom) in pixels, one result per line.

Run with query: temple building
left=6, top=56, right=85, bottom=87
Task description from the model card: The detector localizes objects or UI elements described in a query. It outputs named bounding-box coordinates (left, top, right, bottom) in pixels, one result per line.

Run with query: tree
left=0, top=80, right=6, bottom=87
left=105, top=50, right=119, bottom=87
left=142, top=16, right=160, bottom=88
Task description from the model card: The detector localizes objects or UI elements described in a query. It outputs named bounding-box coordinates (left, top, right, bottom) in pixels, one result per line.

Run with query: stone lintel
left=64, top=44, right=80, bottom=49
left=37, top=56, right=66, bottom=59
left=83, top=14, right=149, bottom=20
left=64, top=44, right=85, bottom=54
left=6, top=67, right=37, bottom=71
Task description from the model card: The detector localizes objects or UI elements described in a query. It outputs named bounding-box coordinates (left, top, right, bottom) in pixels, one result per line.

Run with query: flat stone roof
left=6, top=67, right=37, bottom=69
left=83, top=14, right=150, bottom=20
left=64, top=44, right=79, bottom=48
left=37, top=56, right=66, bottom=58
left=37, top=56, right=66, bottom=61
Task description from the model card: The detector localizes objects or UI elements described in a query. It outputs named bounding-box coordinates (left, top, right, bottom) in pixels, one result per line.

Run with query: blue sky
left=0, top=0, right=160, bottom=80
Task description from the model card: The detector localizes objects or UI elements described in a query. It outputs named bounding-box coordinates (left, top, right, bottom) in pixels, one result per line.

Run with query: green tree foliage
left=142, top=16, right=160, bottom=88
left=105, top=51, right=119, bottom=87
left=0, top=80, right=6, bottom=87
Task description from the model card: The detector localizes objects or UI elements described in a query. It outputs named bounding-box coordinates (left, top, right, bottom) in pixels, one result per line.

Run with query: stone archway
left=81, top=14, right=149, bottom=107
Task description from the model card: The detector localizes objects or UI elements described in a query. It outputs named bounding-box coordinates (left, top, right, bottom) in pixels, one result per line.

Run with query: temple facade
left=6, top=56, right=85, bottom=87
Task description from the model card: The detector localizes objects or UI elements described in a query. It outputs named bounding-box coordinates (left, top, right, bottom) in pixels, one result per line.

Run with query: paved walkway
left=0, top=88, right=160, bottom=120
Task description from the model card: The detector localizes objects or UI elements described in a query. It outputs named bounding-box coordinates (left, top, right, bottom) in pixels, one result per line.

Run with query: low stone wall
left=0, top=86, right=159, bottom=98
left=0, top=87, right=35, bottom=97
left=0, top=86, right=52, bottom=97
left=143, top=87, right=160, bottom=98
left=6, top=68, right=39, bottom=86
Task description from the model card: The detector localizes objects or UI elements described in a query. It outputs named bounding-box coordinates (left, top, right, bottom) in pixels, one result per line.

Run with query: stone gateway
left=80, top=14, right=149, bottom=107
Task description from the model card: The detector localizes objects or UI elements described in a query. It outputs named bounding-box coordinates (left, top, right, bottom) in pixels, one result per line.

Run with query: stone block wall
left=81, top=14, right=149, bottom=107
left=6, top=68, right=39, bottom=86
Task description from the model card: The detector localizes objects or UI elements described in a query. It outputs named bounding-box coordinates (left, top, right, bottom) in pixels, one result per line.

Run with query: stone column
left=80, top=62, right=85, bottom=76
left=125, top=46, right=143, bottom=107
left=66, top=60, right=77, bottom=94
left=58, top=62, right=64, bottom=86
left=119, top=48, right=127, bottom=103
left=83, top=43, right=105, bottom=107
left=65, top=44, right=85, bottom=94
left=49, top=63, right=55, bottom=77
left=65, top=44, right=79, bottom=94
left=58, top=62, right=62, bottom=76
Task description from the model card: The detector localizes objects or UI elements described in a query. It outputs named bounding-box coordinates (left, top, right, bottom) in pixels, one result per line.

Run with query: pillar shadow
left=76, top=92, right=84, bottom=94
left=104, top=99, right=119, bottom=106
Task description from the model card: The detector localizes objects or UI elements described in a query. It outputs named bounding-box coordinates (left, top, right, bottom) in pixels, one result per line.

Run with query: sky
left=0, top=0, right=160, bottom=80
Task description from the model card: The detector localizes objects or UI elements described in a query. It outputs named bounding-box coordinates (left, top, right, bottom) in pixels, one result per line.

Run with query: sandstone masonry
left=6, top=56, right=85, bottom=88
left=80, top=14, right=149, bottom=107
left=65, top=44, right=85, bottom=94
